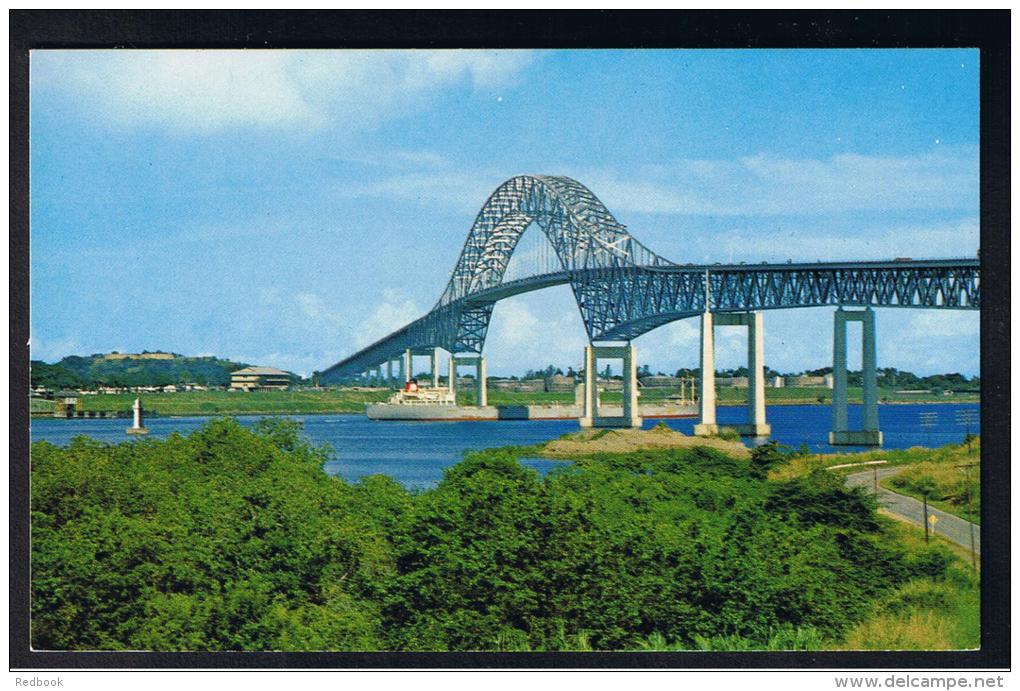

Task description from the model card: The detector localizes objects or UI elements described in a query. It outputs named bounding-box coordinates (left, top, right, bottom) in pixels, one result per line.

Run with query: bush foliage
left=32, top=419, right=956, bottom=651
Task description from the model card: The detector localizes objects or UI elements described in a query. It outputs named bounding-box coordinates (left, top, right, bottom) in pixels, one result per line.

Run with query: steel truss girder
left=319, top=175, right=980, bottom=382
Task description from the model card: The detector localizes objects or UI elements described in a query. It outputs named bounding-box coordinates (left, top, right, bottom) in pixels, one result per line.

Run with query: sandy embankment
left=541, top=425, right=751, bottom=459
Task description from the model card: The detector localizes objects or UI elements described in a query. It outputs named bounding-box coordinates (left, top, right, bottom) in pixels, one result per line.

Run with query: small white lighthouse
left=126, top=398, right=149, bottom=436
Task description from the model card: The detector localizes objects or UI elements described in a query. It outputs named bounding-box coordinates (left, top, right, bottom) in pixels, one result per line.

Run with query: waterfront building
left=545, top=374, right=576, bottom=392
left=229, top=366, right=293, bottom=391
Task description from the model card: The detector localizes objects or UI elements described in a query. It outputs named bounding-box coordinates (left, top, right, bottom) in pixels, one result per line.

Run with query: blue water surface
left=30, top=403, right=979, bottom=490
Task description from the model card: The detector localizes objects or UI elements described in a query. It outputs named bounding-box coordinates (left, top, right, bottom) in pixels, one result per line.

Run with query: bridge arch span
left=437, top=175, right=673, bottom=351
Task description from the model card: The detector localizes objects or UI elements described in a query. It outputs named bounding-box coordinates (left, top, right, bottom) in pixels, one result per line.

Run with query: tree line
left=30, top=354, right=255, bottom=390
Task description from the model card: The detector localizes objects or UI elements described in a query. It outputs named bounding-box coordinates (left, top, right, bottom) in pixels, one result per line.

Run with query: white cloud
left=902, top=310, right=980, bottom=340
left=413, top=50, right=536, bottom=89
left=42, top=50, right=319, bottom=133
left=579, top=149, right=978, bottom=216
left=707, top=217, right=980, bottom=264
left=356, top=289, right=424, bottom=347
left=295, top=291, right=337, bottom=323
left=484, top=290, right=589, bottom=374
left=330, top=149, right=975, bottom=228
left=29, top=334, right=83, bottom=363
left=33, top=49, right=538, bottom=134
left=334, top=170, right=505, bottom=213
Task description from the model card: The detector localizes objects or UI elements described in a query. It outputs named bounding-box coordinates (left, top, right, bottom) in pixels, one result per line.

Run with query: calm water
left=30, top=403, right=979, bottom=489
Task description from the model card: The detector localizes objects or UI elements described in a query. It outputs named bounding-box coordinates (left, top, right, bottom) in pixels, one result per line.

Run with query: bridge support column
left=579, top=344, right=641, bottom=429
left=693, top=311, right=717, bottom=435
left=579, top=346, right=596, bottom=427
left=694, top=311, right=771, bottom=437
left=829, top=308, right=882, bottom=446
left=476, top=357, right=487, bottom=407
left=747, top=311, right=767, bottom=433
left=403, top=349, right=412, bottom=384
left=386, top=360, right=394, bottom=388
left=432, top=348, right=441, bottom=389
left=450, top=355, right=487, bottom=406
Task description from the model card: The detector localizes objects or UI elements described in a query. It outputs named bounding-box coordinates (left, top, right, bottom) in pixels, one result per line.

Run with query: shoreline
left=31, top=397, right=979, bottom=420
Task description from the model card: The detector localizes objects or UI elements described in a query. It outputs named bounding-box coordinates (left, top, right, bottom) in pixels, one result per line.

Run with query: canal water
left=30, top=403, right=979, bottom=490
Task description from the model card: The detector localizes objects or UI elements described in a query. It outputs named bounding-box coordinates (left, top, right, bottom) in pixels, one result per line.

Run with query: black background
left=9, top=9, right=1010, bottom=670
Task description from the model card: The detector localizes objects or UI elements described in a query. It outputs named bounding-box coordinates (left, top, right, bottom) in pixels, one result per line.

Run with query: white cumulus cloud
left=356, top=289, right=424, bottom=347
left=578, top=149, right=978, bottom=217
left=33, top=49, right=538, bottom=134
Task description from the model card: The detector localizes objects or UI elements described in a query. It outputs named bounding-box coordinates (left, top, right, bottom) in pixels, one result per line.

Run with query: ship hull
left=365, top=403, right=696, bottom=422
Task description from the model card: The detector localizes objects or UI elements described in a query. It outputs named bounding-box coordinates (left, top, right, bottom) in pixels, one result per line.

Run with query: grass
left=68, top=389, right=392, bottom=416
left=838, top=517, right=980, bottom=650
left=31, top=398, right=55, bottom=414
left=771, top=437, right=981, bottom=525
left=770, top=438, right=980, bottom=482
left=882, top=440, right=981, bottom=524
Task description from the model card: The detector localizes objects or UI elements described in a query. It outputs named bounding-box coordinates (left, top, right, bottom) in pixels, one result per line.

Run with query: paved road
left=844, top=466, right=980, bottom=556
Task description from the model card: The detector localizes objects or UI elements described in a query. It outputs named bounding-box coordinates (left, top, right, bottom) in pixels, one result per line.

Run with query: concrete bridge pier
left=579, top=344, right=641, bottom=429
left=450, top=354, right=487, bottom=406
left=432, top=348, right=442, bottom=389
left=694, top=311, right=771, bottom=437
left=829, top=307, right=882, bottom=446
left=694, top=311, right=717, bottom=435
left=403, top=348, right=443, bottom=387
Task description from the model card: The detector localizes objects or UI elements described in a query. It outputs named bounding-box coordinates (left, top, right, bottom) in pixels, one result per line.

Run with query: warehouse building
left=229, top=366, right=293, bottom=391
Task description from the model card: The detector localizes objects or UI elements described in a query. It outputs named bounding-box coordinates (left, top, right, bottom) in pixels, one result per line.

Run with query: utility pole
left=923, top=494, right=929, bottom=543
left=955, top=462, right=979, bottom=571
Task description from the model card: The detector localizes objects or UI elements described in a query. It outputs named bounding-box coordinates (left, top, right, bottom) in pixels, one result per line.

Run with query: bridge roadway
left=466, top=258, right=979, bottom=312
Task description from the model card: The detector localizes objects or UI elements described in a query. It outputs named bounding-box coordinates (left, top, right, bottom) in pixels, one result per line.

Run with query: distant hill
left=30, top=352, right=253, bottom=389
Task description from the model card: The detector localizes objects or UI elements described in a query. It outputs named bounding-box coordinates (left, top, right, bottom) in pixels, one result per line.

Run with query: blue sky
left=30, top=49, right=980, bottom=377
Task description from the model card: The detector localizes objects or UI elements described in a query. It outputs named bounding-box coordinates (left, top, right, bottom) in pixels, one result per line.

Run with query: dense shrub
left=33, top=422, right=924, bottom=651
left=31, top=419, right=398, bottom=651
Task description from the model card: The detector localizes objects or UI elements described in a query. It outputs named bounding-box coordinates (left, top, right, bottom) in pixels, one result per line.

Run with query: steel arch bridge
left=321, top=175, right=979, bottom=381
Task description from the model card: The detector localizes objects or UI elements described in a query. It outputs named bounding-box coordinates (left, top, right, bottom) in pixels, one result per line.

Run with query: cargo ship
left=365, top=380, right=469, bottom=421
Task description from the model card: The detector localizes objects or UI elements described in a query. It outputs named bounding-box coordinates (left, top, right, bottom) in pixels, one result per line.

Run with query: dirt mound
left=541, top=426, right=750, bottom=459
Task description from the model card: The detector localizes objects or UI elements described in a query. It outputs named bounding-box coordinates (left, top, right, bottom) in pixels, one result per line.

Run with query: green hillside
left=31, top=352, right=254, bottom=389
